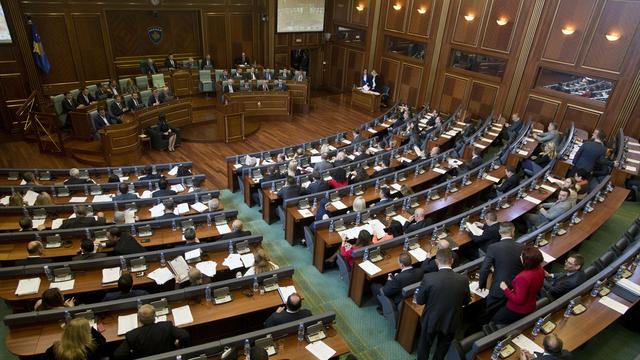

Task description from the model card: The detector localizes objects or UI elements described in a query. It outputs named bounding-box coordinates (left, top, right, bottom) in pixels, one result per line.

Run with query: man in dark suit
left=113, top=304, right=190, bottom=359
left=72, top=239, right=107, bottom=261
left=15, top=241, right=51, bottom=265
left=372, top=252, right=423, bottom=312
left=263, top=293, right=312, bottom=327
left=100, top=226, right=145, bottom=255
left=127, top=92, right=145, bottom=111
left=64, top=167, right=92, bottom=185
left=94, top=83, right=112, bottom=100
left=158, top=200, right=179, bottom=220
left=478, top=222, right=523, bottom=313
left=403, top=208, right=432, bottom=234
left=303, top=171, right=330, bottom=195
left=234, top=52, right=250, bottom=66
left=93, top=106, right=119, bottom=131
left=138, top=165, right=161, bottom=181
left=201, top=54, right=214, bottom=69
left=415, top=248, right=470, bottom=360
left=113, top=183, right=139, bottom=202
left=277, top=176, right=302, bottom=200
left=222, top=79, right=238, bottom=95
left=144, top=58, right=157, bottom=75
left=147, top=89, right=164, bottom=107
left=361, top=69, right=371, bottom=87
left=164, top=53, right=178, bottom=71
left=570, top=130, right=606, bottom=175
left=108, top=79, right=120, bottom=97
left=152, top=178, right=177, bottom=198
left=61, top=92, right=77, bottom=127
left=256, top=81, right=270, bottom=92
left=466, top=210, right=501, bottom=257
left=103, top=273, right=148, bottom=301
left=420, top=240, right=460, bottom=273
left=60, top=205, right=107, bottom=229
left=352, top=130, right=362, bottom=144
left=495, top=166, right=520, bottom=195
left=504, top=113, right=523, bottom=142
left=262, top=69, right=274, bottom=81
left=110, top=95, right=128, bottom=122
left=273, top=79, right=289, bottom=91
left=542, top=254, right=586, bottom=299
left=76, top=87, right=95, bottom=106
left=369, top=70, right=382, bottom=93
left=218, top=219, right=251, bottom=241
left=465, top=147, right=483, bottom=170
left=520, top=334, right=572, bottom=360
left=372, top=159, right=393, bottom=178
left=377, top=188, right=392, bottom=205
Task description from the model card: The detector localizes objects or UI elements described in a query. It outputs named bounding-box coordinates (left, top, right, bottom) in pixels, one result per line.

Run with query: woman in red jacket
left=492, top=246, right=545, bottom=325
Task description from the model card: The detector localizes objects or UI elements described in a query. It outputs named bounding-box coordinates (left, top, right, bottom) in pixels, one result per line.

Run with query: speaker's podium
left=218, top=102, right=245, bottom=142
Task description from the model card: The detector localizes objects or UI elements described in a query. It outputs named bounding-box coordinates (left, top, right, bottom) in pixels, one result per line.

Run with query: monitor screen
left=277, top=0, right=325, bottom=33
left=0, top=4, right=12, bottom=44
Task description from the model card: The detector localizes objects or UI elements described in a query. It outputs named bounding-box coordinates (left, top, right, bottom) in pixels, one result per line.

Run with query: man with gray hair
left=113, top=304, right=190, bottom=359
left=314, top=152, right=333, bottom=172
left=113, top=211, right=126, bottom=224
left=64, top=168, right=91, bottom=185
left=371, top=252, right=423, bottom=312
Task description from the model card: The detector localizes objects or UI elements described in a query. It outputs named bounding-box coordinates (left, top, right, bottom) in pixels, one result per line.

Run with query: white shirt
left=99, top=116, right=109, bottom=126
left=228, top=85, right=234, bottom=93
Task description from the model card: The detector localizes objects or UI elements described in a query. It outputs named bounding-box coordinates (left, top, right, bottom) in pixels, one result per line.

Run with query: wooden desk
left=224, top=92, right=292, bottom=120
left=351, top=88, right=381, bottom=113
left=69, top=103, right=99, bottom=140
left=506, top=136, right=538, bottom=169
left=124, top=99, right=193, bottom=129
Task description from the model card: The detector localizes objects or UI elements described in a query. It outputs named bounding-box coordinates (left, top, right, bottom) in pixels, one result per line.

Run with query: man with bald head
left=16, top=241, right=51, bottom=265
left=520, top=334, right=572, bottom=359
left=403, top=207, right=433, bottom=234
left=64, top=168, right=91, bottom=185
left=219, top=219, right=251, bottom=240
left=420, top=239, right=459, bottom=273
left=263, top=293, right=312, bottom=327
left=113, top=304, right=190, bottom=359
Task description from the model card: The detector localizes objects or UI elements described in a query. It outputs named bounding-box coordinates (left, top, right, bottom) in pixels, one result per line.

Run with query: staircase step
left=70, top=151, right=105, bottom=166
left=65, top=139, right=103, bottom=155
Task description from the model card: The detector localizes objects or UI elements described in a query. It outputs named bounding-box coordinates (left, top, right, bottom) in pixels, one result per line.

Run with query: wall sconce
left=417, top=6, right=427, bottom=14
left=355, top=3, right=365, bottom=12
left=561, top=26, right=575, bottom=35
left=393, top=3, right=402, bottom=11
left=496, top=17, right=509, bottom=26
left=605, top=32, right=621, bottom=41
left=464, top=13, right=475, bottom=21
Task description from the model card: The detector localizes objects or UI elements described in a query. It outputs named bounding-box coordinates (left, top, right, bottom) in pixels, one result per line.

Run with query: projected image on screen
left=0, top=4, right=12, bottom=43
left=277, top=0, right=325, bottom=33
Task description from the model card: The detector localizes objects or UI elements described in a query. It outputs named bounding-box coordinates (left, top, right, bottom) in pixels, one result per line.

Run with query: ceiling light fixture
left=561, top=26, right=575, bottom=35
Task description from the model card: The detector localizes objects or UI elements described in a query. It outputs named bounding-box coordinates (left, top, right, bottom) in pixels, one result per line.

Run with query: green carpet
left=1, top=192, right=638, bottom=359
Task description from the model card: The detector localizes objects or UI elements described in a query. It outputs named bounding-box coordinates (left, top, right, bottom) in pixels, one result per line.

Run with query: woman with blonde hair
left=45, top=317, right=106, bottom=360
left=522, top=141, right=556, bottom=174
left=352, top=196, right=366, bottom=212
left=287, top=159, right=299, bottom=177
left=8, top=193, right=24, bottom=206
left=244, top=248, right=279, bottom=276
left=35, top=192, right=53, bottom=206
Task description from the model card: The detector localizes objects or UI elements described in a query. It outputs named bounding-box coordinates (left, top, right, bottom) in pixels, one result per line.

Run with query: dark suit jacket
left=201, top=58, right=214, bottom=69
left=127, top=97, right=145, bottom=111
left=76, top=93, right=95, bottom=106
left=147, top=94, right=164, bottom=107
left=223, top=84, right=239, bottom=93
left=61, top=98, right=76, bottom=115
left=64, top=178, right=91, bottom=185
left=274, top=83, right=289, bottom=91
left=543, top=270, right=586, bottom=299
left=382, top=268, right=425, bottom=306
left=478, top=238, right=523, bottom=300
left=72, top=252, right=107, bottom=261
left=304, top=180, right=330, bottom=195
left=415, top=268, right=470, bottom=334
left=164, top=58, right=178, bottom=69
left=113, top=321, right=190, bottom=360
left=263, top=309, right=313, bottom=328
left=94, top=114, right=118, bottom=131
left=370, top=75, right=382, bottom=92
left=110, top=101, right=126, bottom=117
left=534, top=351, right=572, bottom=359
left=59, top=216, right=106, bottom=229
left=102, top=289, right=148, bottom=302
left=404, top=218, right=432, bottom=234
left=467, top=156, right=483, bottom=170
left=353, top=153, right=369, bottom=162
left=158, top=212, right=179, bottom=220
left=218, top=230, right=251, bottom=241
left=277, top=185, right=302, bottom=200
left=104, top=233, right=145, bottom=255
left=372, top=167, right=393, bottom=178
left=496, top=173, right=521, bottom=193
left=420, top=251, right=459, bottom=273
left=15, top=257, right=52, bottom=266
left=470, top=222, right=500, bottom=252
left=572, top=141, right=606, bottom=172
left=114, top=193, right=139, bottom=202
left=152, top=189, right=177, bottom=198
left=234, top=56, right=251, bottom=66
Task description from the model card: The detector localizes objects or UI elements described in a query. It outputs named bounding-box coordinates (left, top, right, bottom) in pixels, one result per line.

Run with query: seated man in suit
left=15, top=241, right=51, bottom=265
left=19, top=216, right=35, bottom=231
left=108, top=79, right=120, bottom=96
left=256, top=80, right=270, bottom=92
left=94, top=83, right=112, bottom=100
left=76, top=87, right=95, bottom=107
left=280, top=68, right=292, bottom=80
left=371, top=252, right=423, bottom=313
left=378, top=188, right=392, bottom=205
left=234, top=52, right=251, bottom=66
left=158, top=199, right=179, bottom=220
left=245, top=68, right=258, bottom=81
left=542, top=254, right=586, bottom=299
left=61, top=92, right=77, bottom=128
left=465, top=210, right=501, bottom=258
left=294, top=70, right=306, bottom=82
left=314, top=152, right=333, bottom=172
left=403, top=207, right=432, bottom=234
left=113, top=304, right=190, bottom=359
left=369, top=70, right=382, bottom=93
left=182, top=227, right=200, bottom=246
left=277, top=176, right=302, bottom=200
left=524, top=188, right=572, bottom=231
left=93, top=106, right=120, bottom=131
left=144, top=58, right=157, bottom=74
left=60, top=205, right=106, bottom=229
left=99, top=226, right=145, bottom=255
left=461, top=147, right=483, bottom=172
left=420, top=239, right=459, bottom=273
left=110, top=95, right=128, bottom=122
left=72, top=239, right=107, bottom=261
left=495, top=166, right=520, bottom=196
left=222, top=79, right=238, bottom=97
left=113, top=183, right=139, bottom=201
left=262, top=69, right=274, bottom=81
left=138, top=165, right=161, bottom=181
left=263, top=293, right=312, bottom=327
left=372, top=159, right=393, bottom=178
left=164, top=53, right=178, bottom=71
left=534, top=122, right=560, bottom=146
left=64, top=167, right=91, bottom=185
left=219, top=219, right=251, bottom=240
left=303, top=171, right=330, bottom=195
left=147, top=88, right=164, bottom=107
left=152, top=178, right=177, bottom=198
left=239, top=80, right=252, bottom=92
left=201, top=54, right=214, bottom=69
left=273, top=79, right=289, bottom=91
left=128, top=92, right=145, bottom=111
left=503, top=113, right=523, bottom=142
left=520, top=334, right=572, bottom=360
left=103, top=273, right=148, bottom=301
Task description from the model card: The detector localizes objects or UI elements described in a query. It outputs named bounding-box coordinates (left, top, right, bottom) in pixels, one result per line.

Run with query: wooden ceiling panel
left=561, top=104, right=602, bottom=134
left=452, top=0, right=488, bottom=48
left=541, top=0, right=598, bottom=65
left=523, top=95, right=560, bottom=125
left=439, top=73, right=469, bottom=114
left=407, top=0, right=435, bottom=38
left=385, top=0, right=408, bottom=33
left=481, top=0, right=523, bottom=54
left=350, top=0, right=371, bottom=26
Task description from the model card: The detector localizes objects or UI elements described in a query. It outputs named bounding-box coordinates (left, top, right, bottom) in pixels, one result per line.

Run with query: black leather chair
left=445, top=330, right=487, bottom=360
left=376, top=288, right=399, bottom=329
left=594, top=251, right=617, bottom=270
left=610, top=237, right=630, bottom=256
left=303, top=225, right=314, bottom=252
left=336, top=253, right=351, bottom=285
left=583, top=265, right=599, bottom=278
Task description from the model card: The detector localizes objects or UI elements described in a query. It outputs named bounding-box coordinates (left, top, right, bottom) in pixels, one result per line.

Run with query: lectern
left=220, top=102, right=245, bottom=143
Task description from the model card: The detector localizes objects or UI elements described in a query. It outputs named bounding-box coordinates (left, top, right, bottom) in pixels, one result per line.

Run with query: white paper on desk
left=466, top=222, right=483, bottom=236
left=176, top=202, right=189, bottom=215
left=117, top=313, right=139, bottom=335
left=147, top=267, right=175, bottom=285
left=484, top=175, right=500, bottom=183
left=169, top=256, right=190, bottom=284
left=31, top=218, right=46, bottom=229
left=447, top=130, right=459, bottom=136
left=474, top=143, right=487, bottom=149
left=481, top=137, right=492, bottom=143
left=393, top=215, right=409, bottom=225
left=488, top=131, right=500, bottom=137
left=626, top=165, right=637, bottom=172
left=413, top=146, right=425, bottom=158
left=195, top=261, right=217, bottom=277
left=92, top=195, right=112, bottom=203
left=342, top=139, right=351, bottom=144
left=512, top=334, right=544, bottom=354
left=233, top=164, right=243, bottom=170
left=399, top=157, right=412, bottom=163
left=308, top=148, right=320, bottom=155
left=332, top=201, right=347, bottom=210
left=102, top=267, right=121, bottom=284
left=171, top=305, right=194, bottom=326
left=119, top=176, right=129, bottom=181
left=626, top=158, right=639, bottom=164
left=617, top=278, right=640, bottom=296
left=628, top=149, right=640, bottom=155
left=20, top=179, right=26, bottom=185
left=358, top=260, right=382, bottom=276
left=223, top=253, right=244, bottom=270
left=409, top=248, right=428, bottom=262
left=185, top=248, right=202, bottom=262
left=171, top=184, right=185, bottom=193
left=149, top=205, right=164, bottom=218
left=0, top=195, right=9, bottom=205
left=448, top=159, right=463, bottom=167
left=168, top=166, right=179, bottom=176
left=304, top=166, right=314, bottom=173
left=441, top=134, right=452, bottom=139
left=523, top=196, right=542, bottom=205
left=278, top=285, right=297, bottom=304
left=599, top=296, right=630, bottom=314
left=124, top=210, right=136, bottom=224
left=24, top=190, right=39, bottom=206
left=297, top=209, right=314, bottom=218
left=367, top=128, right=377, bottom=134
left=305, top=340, right=337, bottom=360
left=190, top=202, right=208, bottom=213
left=433, top=167, right=447, bottom=174
left=140, top=190, right=152, bottom=199
left=50, top=279, right=75, bottom=291
left=310, top=156, right=322, bottom=164
left=469, top=281, right=490, bottom=298
left=368, top=147, right=381, bottom=153
left=540, top=250, right=556, bottom=264
left=540, top=184, right=556, bottom=193
left=15, top=278, right=41, bottom=296
left=346, top=154, right=355, bottom=161
left=517, top=149, right=529, bottom=156
left=241, top=253, right=255, bottom=268
left=390, top=183, right=402, bottom=192
left=380, top=123, right=390, bottom=128
left=368, top=219, right=387, bottom=238
left=50, top=218, right=63, bottom=230
left=328, top=145, right=336, bottom=151
left=69, top=196, right=87, bottom=203
left=373, top=166, right=383, bottom=172
left=155, top=315, right=167, bottom=322
left=216, top=224, right=231, bottom=234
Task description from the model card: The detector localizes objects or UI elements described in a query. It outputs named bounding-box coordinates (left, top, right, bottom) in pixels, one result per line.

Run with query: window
left=335, top=26, right=365, bottom=46
left=536, top=68, right=614, bottom=104
left=0, top=4, right=11, bottom=44
left=385, top=36, right=425, bottom=60
left=449, top=49, right=506, bottom=78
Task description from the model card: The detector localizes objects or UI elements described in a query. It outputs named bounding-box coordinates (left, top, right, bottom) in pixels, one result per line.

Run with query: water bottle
left=329, top=220, right=335, bottom=232
left=490, top=342, right=503, bottom=360
left=563, top=300, right=574, bottom=318
left=171, top=220, right=177, bottom=231
left=363, top=247, right=369, bottom=262
left=160, top=252, right=166, bottom=267
left=253, top=277, right=259, bottom=293
left=312, top=197, right=318, bottom=211
left=84, top=185, right=89, bottom=195
left=148, top=182, right=153, bottom=191
left=22, top=207, right=28, bottom=217
left=349, top=186, right=354, bottom=197
left=531, top=317, right=544, bottom=337
left=459, top=218, right=466, bottom=231
left=375, top=179, right=380, bottom=189
left=403, top=238, right=409, bottom=251
left=137, top=298, right=142, bottom=309
left=207, top=214, right=212, bottom=227
left=297, top=323, right=305, bottom=342
left=591, top=280, right=602, bottom=297
left=355, top=211, right=361, bottom=225
left=205, top=285, right=212, bottom=302
left=130, top=224, right=137, bottom=237
left=176, top=355, right=182, bottom=360
left=271, top=182, right=276, bottom=192
left=113, top=202, right=118, bottom=212
left=44, top=265, right=53, bottom=281
left=64, top=310, right=72, bottom=324
left=120, top=256, right=127, bottom=271
left=412, top=287, right=420, bottom=304
left=228, top=240, right=234, bottom=255
left=244, top=339, right=251, bottom=358
left=615, top=266, right=624, bottom=281
left=85, top=228, right=92, bottom=240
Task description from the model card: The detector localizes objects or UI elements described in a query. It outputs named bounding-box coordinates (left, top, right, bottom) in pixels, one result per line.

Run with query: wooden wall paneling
left=333, top=0, right=350, bottom=24
left=560, top=104, right=602, bottom=134
left=407, top=0, right=435, bottom=38
left=346, top=49, right=365, bottom=90
left=467, top=80, right=498, bottom=118
left=0, top=72, right=30, bottom=129
left=397, top=63, right=423, bottom=106
left=229, top=13, right=255, bottom=62
left=438, top=73, right=469, bottom=114
left=71, top=14, right=111, bottom=83
left=205, top=13, right=228, bottom=69
left=350, top=0, right=370, bottom=26
left=623, top=96, right=640, bottom=139
left=581, top=0, right=640, bottom=74
left=274, top=52, right=289, bottom=68
left=305, top=33, right=321, bottom=46
left=292, top=33, right=305, bottom=46
left=480, top=0, right=523, bottom=54
left=451, top=0, right=488, bottom=48
left=379, top=57, right=401, bottom=102
left=275, top=33, right=290, bottom=48
left=328, top=45, right=347, bottom=91
left=385, top=0, right=408, bottom=33
left=540, top=0, right=598, bottom=65
left=522, top=94, right=560, bottom=125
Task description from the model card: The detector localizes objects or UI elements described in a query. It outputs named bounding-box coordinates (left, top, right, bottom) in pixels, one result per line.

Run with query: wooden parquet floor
left=0, top=92, right=380, bottom=189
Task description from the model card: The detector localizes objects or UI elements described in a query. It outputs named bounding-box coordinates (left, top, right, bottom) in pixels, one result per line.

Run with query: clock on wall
left=150, top=0, right=161, bottom=6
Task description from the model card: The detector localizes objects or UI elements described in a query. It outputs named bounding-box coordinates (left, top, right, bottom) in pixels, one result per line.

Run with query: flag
left=31, top=24, right=50, bottom=74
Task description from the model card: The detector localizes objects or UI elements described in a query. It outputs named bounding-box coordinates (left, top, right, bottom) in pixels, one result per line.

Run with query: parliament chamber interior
left=1, top=0, right=640, bottom=359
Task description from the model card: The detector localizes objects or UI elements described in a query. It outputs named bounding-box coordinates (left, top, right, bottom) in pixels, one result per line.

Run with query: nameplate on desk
left=516, top=149, right=529, bottom=156
left=523, top=196, right=542, bottom=204
left=433, top=167, right=447, bottom=174
left=484, top=175, right=500, bottom=183
left=540, top=184, right=556, bottom=193
left=474, top=143, right=487, bottom=149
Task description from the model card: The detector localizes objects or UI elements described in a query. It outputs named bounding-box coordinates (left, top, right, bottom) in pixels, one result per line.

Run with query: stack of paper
left=469, top=281, right=489, bottom=298
left=50, top=279, right=75, bottom=291
left=409, top=248, right=428, bottom=262
left=393, top=215, right=409, bottom=225
left=68, top=196, right=88, bottom=203
left=484, top=175, right=500, bottom=183
left=169, top=256, right=190, bottom=283
left=540, top=250, right=556, bottom=264
left=523, top=196, right=542, bottom=205
left=278, top=285, right=297, bottom=303
left=195, top=261, right=217, bottom=277
left=124, top=210, right=136, bottom=224
left=298, top=209, right=314, bottom=218
left=305, top=341, right=336, bottom=360
left=51, top=218, right=64, bottom=230
left=171, top=305, right=194, bottom=326
left=117, top=313, right=139, bottom=335
left=175, top=202, right=190, bottom=215
left=102, top=267, right=121, bottom=284
left=149, top=204, right=165, bottom=218
left=223, top=253, right=244, bottom=270
left=358, top=260, right=381, bottom=276
left=512, top=334, right=544, bottom=354
left=466, top=222, right=483, bottom=236
left=216, top=223, right=232, bottom=234
left=15, top=278, right=41, bottom=296
left=240, top=253, right=255, bottom=268
left=167, top=166, right=179, bottom=176
left=23, top=190, right=39, bottom=206
left=599, top=296, right=630, bottom=314
left=147, top=267, right=175, bottom=285
left=331, top=201, right=347, bottom=210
